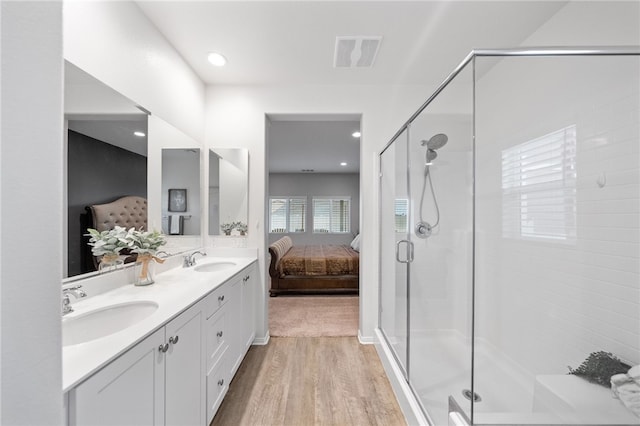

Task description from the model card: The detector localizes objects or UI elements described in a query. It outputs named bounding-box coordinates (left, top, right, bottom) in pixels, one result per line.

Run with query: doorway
left=265, top=113, right=362, bottom=337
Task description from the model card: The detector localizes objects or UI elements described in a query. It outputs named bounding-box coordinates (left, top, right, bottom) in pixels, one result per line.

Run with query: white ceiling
left=65, top=61, right=148, bottom=156
left=135, top=1, right=568, bottom=173
left=269, top=119, right=361, bottom=173
left=137, top=1, right=568, bottom=86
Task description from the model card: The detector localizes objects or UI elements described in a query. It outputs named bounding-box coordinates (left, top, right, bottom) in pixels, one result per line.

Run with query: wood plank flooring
left=211, top=337, right=406, bottom=426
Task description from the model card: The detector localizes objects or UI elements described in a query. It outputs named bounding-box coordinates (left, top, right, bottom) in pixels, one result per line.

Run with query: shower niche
left=378, top=49, right=640, bottom=426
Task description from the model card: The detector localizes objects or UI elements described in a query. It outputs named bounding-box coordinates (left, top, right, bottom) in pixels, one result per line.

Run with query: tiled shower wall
left=474, top=55, right=639, bottom=376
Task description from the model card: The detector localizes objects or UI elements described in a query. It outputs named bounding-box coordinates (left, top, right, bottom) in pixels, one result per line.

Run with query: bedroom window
left=313, top=197, right=350, bottom=233
left=501, top=125, right=577, bottom=241
left=269, top=197, right=306, bottom=233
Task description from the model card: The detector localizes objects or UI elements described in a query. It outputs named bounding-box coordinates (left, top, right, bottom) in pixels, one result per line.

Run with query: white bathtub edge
left=374, top=328, right=431, bottom=426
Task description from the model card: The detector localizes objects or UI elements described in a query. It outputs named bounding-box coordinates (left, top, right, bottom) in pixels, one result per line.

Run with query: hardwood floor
left=211, top=337, right=406, bottom=426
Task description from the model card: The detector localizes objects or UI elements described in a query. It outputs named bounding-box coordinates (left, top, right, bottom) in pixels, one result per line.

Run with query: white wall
left=268, top=173, right=360, bottom=246
left=1, top=2, right=64, bottom=424
left=474, top=1, right=640, bottom=379
left=206, top=84, right=431, bottom=341
left=63, top=1, right=205, bottom=142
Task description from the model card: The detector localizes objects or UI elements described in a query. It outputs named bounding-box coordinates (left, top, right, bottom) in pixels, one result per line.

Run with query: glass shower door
left=407, top=61, right=474, bottom=425
left=379, top=127, right=410, bottom=376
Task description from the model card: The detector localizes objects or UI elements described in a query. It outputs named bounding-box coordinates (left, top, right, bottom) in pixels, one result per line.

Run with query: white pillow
left=350, top=234, right=361, bottom=252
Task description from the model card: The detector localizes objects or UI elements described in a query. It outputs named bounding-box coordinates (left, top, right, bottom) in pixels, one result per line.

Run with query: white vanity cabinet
left=204, top=263, right=256, bottom=423
left=66, top=260, right=257, bottom=426
left=68, top=301, right=205, bottom=426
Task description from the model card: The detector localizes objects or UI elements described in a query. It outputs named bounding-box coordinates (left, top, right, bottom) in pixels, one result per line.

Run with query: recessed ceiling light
left=207, top=52, right=227, bottom=67
left=352, top=131, right=361, bottom=138
left=134, top=131, right=146, bottom=137
left=340, top=162, right=347, bottom=166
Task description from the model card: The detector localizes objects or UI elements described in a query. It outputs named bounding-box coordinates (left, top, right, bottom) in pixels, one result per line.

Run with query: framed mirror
left=161, top=149, right=201, bottom=236
left=209, top=148, right=249, bottom=235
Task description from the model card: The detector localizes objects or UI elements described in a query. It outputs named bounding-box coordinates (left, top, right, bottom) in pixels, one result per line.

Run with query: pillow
left=350, top=234, right=361, bottom=252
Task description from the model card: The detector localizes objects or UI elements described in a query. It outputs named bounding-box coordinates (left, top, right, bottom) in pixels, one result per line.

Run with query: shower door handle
left=395, top=240, right=414, bottom=264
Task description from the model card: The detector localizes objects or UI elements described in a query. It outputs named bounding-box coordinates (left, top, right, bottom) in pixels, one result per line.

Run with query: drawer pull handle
left=169, top=335, right=179, bottom=345
left=158, top=343, right=169, bottom=353
left=218, top=295, right=225, bottom=302
left=217, top=331, right=223, bottom=338
left=218, top=379, right=224, bottom=386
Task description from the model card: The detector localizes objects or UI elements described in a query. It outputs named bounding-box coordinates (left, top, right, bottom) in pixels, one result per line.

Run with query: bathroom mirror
left=161, top=149, right=201, bottom=236
left=64, top=61, right=148, bottom=279
left=63, top=61, right=204, bottom=280
left=209, top=148, right=249, bottom=235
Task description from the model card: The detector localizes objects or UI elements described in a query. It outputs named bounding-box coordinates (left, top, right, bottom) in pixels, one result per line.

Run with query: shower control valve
left=415, top=221, right=432, bottom=239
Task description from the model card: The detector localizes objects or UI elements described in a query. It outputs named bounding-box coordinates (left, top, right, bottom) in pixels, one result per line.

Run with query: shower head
left=426, top=149, right=438, bottom=163
left=421, top=133, right=448, bottom=150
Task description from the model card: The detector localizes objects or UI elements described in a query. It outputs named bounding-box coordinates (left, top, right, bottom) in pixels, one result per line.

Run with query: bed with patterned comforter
left=268, top=236, right=359, bottom=296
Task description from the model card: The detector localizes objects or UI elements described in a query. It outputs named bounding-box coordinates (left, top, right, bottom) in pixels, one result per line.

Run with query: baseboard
left=374, top=328, right=430, bottom=426
left=358, top=330, right=375, bottom=345
left=252, top=332, right=270, bottom=345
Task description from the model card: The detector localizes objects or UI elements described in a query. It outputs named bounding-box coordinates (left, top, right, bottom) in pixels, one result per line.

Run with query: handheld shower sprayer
left=416, top=133, right=448, bottom=238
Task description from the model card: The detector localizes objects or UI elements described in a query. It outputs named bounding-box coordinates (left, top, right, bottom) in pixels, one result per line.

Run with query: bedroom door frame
left=264, top=113, right=363, bottom=333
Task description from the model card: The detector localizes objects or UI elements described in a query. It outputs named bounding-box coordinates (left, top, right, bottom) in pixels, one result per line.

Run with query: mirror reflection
left=161, top=149, right=201, bottom=236
left=65, top=61, right=148, bottom=278
left=208, top=148, right=249, bottom=235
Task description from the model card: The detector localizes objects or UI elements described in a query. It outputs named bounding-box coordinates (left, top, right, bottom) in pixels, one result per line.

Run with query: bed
left=268, top=236, right=360, bottom=296
left=80, top=195, right=147, bottom=272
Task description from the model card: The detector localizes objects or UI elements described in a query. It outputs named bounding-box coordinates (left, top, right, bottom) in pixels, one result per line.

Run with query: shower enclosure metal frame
left=377, top=46, right=640, bottom=426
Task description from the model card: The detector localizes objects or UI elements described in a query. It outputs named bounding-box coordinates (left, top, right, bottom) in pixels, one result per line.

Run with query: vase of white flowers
left=128, top=229, right=167, bottom=286
left=86, top=226, right=130, bottom=273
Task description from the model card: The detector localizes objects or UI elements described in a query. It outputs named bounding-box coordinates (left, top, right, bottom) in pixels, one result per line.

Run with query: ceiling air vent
left=334, top=36, right=382, bottom=68
left=301, top=169, right=315, bottom=173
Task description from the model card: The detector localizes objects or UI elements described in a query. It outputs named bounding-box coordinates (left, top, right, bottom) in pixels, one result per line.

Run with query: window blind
left=313, top=198, right=351, bottom=233
left=269, top=197, right=306, bottom=233
left=502, top=125, right=577, bottom=241
left=288, top=198, right=306, bottom=232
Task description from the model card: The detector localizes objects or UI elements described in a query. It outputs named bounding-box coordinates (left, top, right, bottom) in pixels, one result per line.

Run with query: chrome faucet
left=183, top=251, right=206, bottom=268
left=62, top=285, right=87, bottom=315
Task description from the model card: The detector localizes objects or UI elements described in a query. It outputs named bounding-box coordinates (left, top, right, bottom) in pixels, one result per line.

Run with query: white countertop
left=62, top=255, right=257, bottom=392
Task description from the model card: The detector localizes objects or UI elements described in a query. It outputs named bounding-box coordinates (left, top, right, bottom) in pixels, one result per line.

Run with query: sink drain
left=462, top=389, right=482, bottom=402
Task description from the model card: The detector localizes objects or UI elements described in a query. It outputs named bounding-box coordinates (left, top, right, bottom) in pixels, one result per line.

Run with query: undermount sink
left=193, top=261, right=237, bottom=273
left=63, top=301, right=158, bottom=346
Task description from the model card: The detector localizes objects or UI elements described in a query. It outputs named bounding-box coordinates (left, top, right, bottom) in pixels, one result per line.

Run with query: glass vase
left=99, top=253, right=122, bottom=274
left=134, top=253, right=156, bottom=286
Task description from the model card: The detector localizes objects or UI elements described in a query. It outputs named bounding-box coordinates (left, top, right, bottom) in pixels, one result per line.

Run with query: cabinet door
left=165, top=303, right=205, bottom=426
left=227, top=275, right=244, bottom=375
left=206, top=304, right=228, bottom=372
left=206, top=352, right=228, bottom=424
left=242, top=265, right=256, bottom=351
left=69, top=328, right=165, bottom=426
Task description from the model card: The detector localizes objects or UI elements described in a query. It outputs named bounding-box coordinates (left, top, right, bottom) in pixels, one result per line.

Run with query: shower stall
left=378, top=48, right=640, bottom=425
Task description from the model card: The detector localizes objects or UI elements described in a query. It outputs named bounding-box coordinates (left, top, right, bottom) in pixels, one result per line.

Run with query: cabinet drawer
left=206, top=306, right=227, bottom=371
left=205, top=285, right=230, bottom=319
left=206, top=353, right=228, bottom=424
